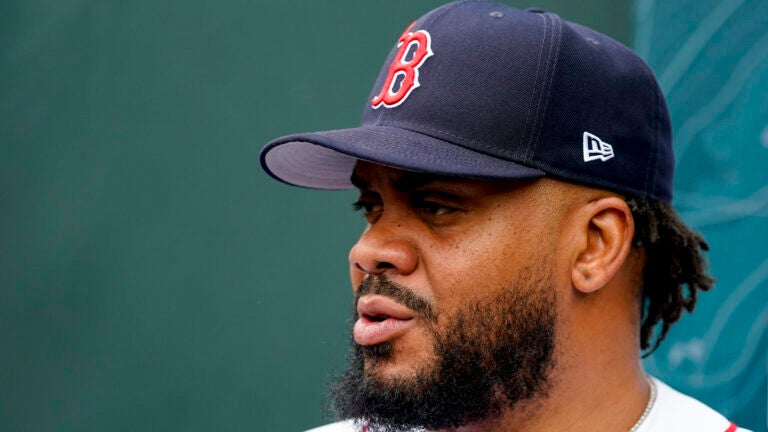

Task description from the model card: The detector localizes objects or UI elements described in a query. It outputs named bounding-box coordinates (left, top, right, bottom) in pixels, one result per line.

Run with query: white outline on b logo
left=371, top=23, right=434, bottom=109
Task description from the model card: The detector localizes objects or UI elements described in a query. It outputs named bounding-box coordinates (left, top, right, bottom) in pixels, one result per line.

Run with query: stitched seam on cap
left=373, top=119, right=532, bottom=163
left=516, top=13, right=548, bottom=159
left=376, top=119, right=490, bottom=148
left=528, top=13, right=562, bottom=161
left=649, top=77, right=658, bottom=197
left=639, top=59, right=659, bottom=198
left=643, top=70, right=655, bottom=196
left=524, top=13, right=553, bottom=160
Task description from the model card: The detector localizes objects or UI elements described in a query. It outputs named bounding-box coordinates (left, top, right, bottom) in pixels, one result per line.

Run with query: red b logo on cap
left=371, top=23, right=434, bottom=109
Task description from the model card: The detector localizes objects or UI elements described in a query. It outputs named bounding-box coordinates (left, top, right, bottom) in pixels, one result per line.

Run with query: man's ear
left=571, top=197, right=634, bottom=293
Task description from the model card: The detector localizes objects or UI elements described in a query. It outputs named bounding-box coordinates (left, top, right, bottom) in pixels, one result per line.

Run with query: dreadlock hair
left=626, top=195, right=715, bottom=357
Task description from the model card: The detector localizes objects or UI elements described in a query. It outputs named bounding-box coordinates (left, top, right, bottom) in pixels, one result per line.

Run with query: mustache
left=355, top=276, right=436, bottom=321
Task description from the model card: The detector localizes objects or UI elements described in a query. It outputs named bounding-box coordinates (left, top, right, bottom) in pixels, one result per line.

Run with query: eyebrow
left=350, top=170, right=445, bottom=193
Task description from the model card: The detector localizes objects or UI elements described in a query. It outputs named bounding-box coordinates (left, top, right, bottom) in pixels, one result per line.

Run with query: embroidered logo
left=371, top=22, right=434, bottom=109
left=583, top=132, right=615, bottom=162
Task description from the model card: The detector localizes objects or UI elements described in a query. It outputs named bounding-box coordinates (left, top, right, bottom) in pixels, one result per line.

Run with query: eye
left=417, top=201, right=455, bottom=216
left=352, top=195, right=382, bottom=221
left=352, top=200, right=375, bottom=213
left=412, top=193, right=461, bottom=217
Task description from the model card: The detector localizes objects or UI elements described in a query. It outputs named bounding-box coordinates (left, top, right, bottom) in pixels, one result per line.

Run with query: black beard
left=330, top=270, right=557, bottom=432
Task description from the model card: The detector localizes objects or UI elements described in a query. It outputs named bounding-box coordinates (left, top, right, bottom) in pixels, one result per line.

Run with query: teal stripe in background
left=634, top=0, right=767, bottom=430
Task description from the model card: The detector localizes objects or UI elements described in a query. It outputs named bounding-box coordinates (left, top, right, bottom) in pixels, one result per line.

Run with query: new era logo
left=583, top=132, right=614, bottom=162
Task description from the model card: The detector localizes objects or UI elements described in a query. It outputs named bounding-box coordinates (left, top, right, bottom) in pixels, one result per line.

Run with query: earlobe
left=571, top=197, right=634, bottom=293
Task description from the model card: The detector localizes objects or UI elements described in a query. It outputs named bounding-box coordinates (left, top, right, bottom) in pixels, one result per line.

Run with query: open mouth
left=354, top=295, right=417, bottom=346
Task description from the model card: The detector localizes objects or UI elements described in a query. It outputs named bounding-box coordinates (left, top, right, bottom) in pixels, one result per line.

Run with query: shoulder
left=304, top=420, right=360, bottom=432
left=640, top=377, right=752, bottom=432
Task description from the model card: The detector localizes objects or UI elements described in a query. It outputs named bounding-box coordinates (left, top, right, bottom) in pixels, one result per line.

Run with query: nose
left=349, top=220, right=419, bottom=281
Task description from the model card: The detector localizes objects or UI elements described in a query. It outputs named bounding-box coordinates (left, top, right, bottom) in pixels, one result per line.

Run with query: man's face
left=332, top=162, right=573, bottom=430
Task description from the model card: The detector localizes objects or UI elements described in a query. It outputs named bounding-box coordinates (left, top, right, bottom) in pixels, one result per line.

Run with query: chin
left=364, top=360, right=419, bottom=383
left=362, top=341, right=437, bottom=381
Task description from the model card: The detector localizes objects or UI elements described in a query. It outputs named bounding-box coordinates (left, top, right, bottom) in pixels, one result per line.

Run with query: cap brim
left=260, top=125, right=545, bottom=189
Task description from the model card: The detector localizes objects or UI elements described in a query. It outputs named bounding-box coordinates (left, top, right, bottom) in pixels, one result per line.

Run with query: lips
left=354, top=295, right=416, bottom=346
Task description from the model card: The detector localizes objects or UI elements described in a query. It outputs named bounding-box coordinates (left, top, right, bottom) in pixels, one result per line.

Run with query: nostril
left=352, top=261, right=395, bottom=275
left=354, top=261, right=390, bottom=275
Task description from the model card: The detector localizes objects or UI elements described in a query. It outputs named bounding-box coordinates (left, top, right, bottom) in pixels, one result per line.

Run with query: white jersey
left=305, top=377, right=752, bottom=432
left=634, top=377, right=750, bottom=432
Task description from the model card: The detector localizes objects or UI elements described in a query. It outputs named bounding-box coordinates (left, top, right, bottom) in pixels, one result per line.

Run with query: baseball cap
left=260, top=0, right=674, bottom=202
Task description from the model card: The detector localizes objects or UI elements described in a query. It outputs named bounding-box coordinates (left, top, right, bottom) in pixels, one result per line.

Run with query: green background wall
left=2, top=1, right=763, bottom=431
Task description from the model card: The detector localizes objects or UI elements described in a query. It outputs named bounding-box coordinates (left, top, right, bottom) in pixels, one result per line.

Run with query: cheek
left=427, top=219, right=554, bottom=305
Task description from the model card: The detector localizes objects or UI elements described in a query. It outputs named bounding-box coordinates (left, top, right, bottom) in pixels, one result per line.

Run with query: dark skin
left=347, top=161, right=650, bottom=431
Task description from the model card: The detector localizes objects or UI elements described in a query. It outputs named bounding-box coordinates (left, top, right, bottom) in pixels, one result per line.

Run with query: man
left=260, top=1, right=751, bottom=431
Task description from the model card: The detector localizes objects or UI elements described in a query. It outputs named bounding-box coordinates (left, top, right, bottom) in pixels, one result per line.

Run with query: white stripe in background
left=659, top=0, right=745, bottom=94
left=675, top=31, right=768, bottom=162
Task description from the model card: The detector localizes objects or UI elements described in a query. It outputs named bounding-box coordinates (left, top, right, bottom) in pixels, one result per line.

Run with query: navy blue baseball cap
left=260, top=0, right=674, bottom=202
